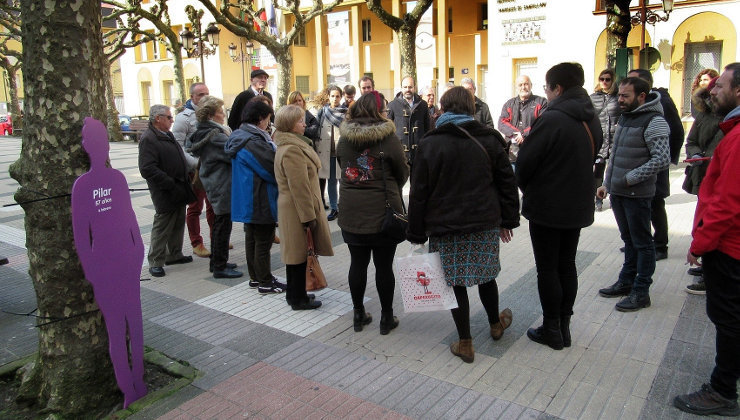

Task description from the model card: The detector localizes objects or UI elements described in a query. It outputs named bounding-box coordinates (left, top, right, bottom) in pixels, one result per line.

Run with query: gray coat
left=604, top=92, right=671, bottom=199
left=187, top=121, right=232, bottom=215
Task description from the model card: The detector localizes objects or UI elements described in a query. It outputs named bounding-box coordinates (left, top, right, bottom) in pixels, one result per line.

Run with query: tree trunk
left=274, top=47, right=292, bottom=108
left=606, top=0, right=632, bottom=69
left=398, top=26, right=417, bottom=82
left=172, top=48, right=187, bottom=105
left=103, top=62, right=123, bottom=142
left=6, top=65, right=22, bottom=132
left=9, top=1, right=121, bottom=416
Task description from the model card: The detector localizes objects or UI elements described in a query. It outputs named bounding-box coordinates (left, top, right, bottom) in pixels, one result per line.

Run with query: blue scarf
left=435, top=112, right=474, bottom=128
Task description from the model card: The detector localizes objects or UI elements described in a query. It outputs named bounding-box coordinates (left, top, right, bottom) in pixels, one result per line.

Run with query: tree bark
left=398, top=26, right=417, bottom=82
left=9, top=1, right=121, bottom=416
left=103, top=62, right=124, bottom=142
left=274, top=51, right=293, bottom=107
left=605, top=0, right=632, bottom=69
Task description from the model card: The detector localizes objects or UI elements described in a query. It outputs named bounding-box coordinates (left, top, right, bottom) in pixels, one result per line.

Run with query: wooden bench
left=121, top=119, right=149, bottom=142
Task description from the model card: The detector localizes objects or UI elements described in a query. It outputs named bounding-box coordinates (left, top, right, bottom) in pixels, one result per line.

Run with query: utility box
left=616, top=48, right=633, bottom=81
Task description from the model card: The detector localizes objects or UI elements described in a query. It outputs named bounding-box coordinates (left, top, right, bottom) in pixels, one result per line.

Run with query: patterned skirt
left=429, top=228, right=501, bottom=287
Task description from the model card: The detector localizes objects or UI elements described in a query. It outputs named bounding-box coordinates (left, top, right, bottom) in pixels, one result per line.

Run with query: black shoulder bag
left=378, top=142, right=408, bottom=243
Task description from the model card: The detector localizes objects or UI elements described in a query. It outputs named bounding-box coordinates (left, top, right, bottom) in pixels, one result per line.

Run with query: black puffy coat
left=683, top=87, right=726, bottom=194
left=407, top=120, right=519, bottom=243
left=517, top=87, right=603, bottom=229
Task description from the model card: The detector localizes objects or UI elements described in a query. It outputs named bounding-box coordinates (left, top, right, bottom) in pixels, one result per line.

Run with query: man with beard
left=228, top=69, right=273, bottom=131
left=596, top=76, right=670, bottom=312
left=387, top=76, right=430, bottom=166
left=358, top=76, right=375, bottom=95
left=673, top=62, right=740, bottom=417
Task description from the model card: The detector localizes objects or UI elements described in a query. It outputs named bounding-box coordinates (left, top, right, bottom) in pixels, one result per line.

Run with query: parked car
left=0, top=115, right=13, bottom=136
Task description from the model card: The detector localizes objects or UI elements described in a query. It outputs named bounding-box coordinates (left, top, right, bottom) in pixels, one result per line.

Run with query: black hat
left=251, top=69, right=269, bottom=79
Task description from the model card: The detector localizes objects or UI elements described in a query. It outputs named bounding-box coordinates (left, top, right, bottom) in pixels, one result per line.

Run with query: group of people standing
left=136, top=60, right=740, bottom=417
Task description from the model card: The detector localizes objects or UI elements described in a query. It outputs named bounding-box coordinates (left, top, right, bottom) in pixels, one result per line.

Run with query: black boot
left=560, top=316, right=571, bottom=348
left=353, top=307, right=372, bottom=332
left=379, top=310, right=399, bottom=335
left=598, top=280, right=632, bottom=298
left=527, top=317, right=564, bottom=350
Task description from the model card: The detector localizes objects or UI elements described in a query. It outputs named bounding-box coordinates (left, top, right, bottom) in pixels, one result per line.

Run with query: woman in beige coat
left=274, top=105, right=334, bottom=310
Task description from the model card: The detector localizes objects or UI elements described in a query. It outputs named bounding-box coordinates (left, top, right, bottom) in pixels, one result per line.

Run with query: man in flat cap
left=228, top=69, right=273, bottom=130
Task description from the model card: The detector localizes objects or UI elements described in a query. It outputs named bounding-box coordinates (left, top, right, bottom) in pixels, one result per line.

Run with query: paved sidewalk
left=0, top=136, right=731, bottom=419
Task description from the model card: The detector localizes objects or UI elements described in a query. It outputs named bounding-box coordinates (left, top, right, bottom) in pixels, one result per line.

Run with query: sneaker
left=272, top=276, right=287, bottom=289
left=615, top=293, right=651, bottom=312
left=258, top=284, right=285, bottom=294
left=248, top=279, right=259, bottom=287
left=674, top=383, right=740, bottom=416
left=686, top=280, right=706, bottom=295
left=193, top=243, right=211, bottom=258
left=327, top=209, right=339, bottom=221
left=688, top=266, right=703, bottom=276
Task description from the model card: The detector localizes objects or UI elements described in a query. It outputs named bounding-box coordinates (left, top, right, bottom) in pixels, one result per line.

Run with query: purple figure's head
left=82, top=117, right=110, bottom=167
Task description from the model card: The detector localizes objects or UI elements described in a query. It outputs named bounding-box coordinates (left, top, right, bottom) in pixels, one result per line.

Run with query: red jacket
left=690, top=112, right=740, bottom=259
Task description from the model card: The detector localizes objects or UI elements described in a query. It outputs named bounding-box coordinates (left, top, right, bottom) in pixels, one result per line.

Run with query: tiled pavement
left=0, top=136, right=734, bottom=419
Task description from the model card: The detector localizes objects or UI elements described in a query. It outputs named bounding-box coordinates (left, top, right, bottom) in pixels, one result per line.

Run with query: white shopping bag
left=395, top=245, right=458, bottom=313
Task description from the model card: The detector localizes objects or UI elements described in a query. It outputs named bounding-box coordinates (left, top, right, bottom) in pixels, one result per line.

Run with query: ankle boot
left=527, top=317, right=564, bottom=350
left=450, top=338, right=474, bottom=363
left=379, top=310, right=399, bottom=335
left=353, top=307, right=372, bottom=332
left=560, top=315, right=571, bottom=347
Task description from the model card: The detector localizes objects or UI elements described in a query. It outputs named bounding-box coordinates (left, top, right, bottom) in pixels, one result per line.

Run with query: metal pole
left=640, top=0, right=647, bottom=69
left=240, top=41, right=245, bottom=90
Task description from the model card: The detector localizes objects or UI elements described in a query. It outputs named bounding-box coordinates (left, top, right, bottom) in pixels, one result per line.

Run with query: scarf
left=213, top=120, right=232, bottom=136
left=435, top=112, right=474, bottom=128
left=322, top=104, right=347, bottom=128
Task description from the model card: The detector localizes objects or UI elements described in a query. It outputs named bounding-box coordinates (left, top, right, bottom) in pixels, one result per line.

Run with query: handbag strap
left=582, top=121, right=595, bottom=157
left=306, top=228, right=315, bottom=254
left=378, top=141, right=407, bottom=213
left=455, top=125, right=491, bottom=165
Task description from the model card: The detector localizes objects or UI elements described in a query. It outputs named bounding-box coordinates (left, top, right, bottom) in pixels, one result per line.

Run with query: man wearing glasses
left=138, top=105, right=196, bottom=277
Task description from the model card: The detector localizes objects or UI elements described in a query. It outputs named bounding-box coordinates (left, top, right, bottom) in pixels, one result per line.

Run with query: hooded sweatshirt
left=516, top=86, right=603, bottom=229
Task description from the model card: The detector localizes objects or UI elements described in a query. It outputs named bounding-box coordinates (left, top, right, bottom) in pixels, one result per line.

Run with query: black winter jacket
left=407, top=120, right=519, bottom=243
left=517, top=87, right=603, bottom=229
left=227, top=88, right=274, bottom=131
left=138, top=123, right=195, bottom=214
left=683, top=87, right=726, bottom=194
left=336, top=120, right=409, bottom=235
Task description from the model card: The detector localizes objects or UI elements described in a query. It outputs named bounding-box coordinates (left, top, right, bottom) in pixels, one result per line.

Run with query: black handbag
left=378, top=143, right=408, bottom=243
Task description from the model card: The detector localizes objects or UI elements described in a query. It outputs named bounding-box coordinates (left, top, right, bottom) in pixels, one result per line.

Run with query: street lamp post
left=180, top=9, right=221, bottom=84
left=630, top=0, right=674, bottom=69
left=228, top=40, right=254, bottom=91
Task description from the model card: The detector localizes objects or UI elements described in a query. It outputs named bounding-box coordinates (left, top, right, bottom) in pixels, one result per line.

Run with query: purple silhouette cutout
left=71, top=117, right=147, bottom=407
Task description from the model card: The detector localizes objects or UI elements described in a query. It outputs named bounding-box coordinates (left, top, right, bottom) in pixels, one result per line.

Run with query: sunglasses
left=599, top=77, right=612, bottom=82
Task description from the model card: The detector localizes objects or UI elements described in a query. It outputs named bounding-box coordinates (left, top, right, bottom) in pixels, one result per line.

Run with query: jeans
left=529, top=222, right=581, bottom=319
left=347, top=244, right=397, bottom=312
left=209, top=213, right=232, bottom=272
left=328, top=157, right=338, bottom=211
left=244, top=223, right=275, bottom=287
left=704, top=250, right=740, bottom=400
left=651, top=195, right=668, bottom=252
left=186, top=185, right=215, bottom=247
left=611, top=195, right=655, bottom=294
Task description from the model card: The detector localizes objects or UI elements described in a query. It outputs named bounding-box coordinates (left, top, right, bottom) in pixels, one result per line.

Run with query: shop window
left=296, top=75, right=310, bottom=94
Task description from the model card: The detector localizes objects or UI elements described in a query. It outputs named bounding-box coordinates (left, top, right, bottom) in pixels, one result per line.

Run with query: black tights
left=347, top=244, right=397, bottom=312
left=450, top=281, right=500, bottom=339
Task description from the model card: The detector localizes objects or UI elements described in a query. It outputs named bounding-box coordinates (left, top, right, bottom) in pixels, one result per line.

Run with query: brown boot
left=273, top=235, right=280, bottom=244
left=193, top=243, right=211, bottom=258
left=490, top=308, right=513, bottom=341
left=450, top=338, right=474, bottom=363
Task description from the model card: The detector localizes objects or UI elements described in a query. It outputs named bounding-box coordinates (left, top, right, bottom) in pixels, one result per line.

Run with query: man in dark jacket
left=628, top=69, right=685, bottom=260
left=461, top=78, right=495, bottom=130
left=387, top=76, right=430, bottom=166
left=597, top=77, right=670, bottom=312
left=228, top=69, right=273, bottom=130
left=498, top=75, right=548, bottom=165
left=138, top=105, right=196, bottom=277
left=516, top=62, right=603, bottom=350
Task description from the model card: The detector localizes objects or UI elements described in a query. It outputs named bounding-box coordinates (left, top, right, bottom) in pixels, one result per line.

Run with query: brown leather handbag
left=306, top=228, right=327, bottom=291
